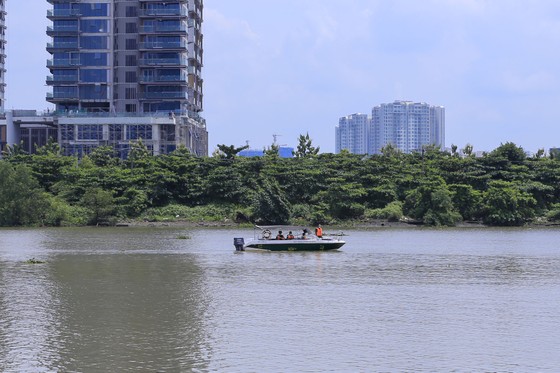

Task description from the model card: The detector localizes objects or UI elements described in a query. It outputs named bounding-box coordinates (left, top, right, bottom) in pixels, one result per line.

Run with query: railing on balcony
left=47, top=42, right=79, bottom=50
left=47, top=92, right=79, bottom=100
left=139, top=57, right=187, bottom=66
left=47, top=25, right=79, bottom=33
left=47, top=59, right=81, bottom=67
left=47, top=9, right=82, bottom=17
left=139, top=9, right=187, bottom=17
left=139, top=41, right=187, bottom=50
left=142, top=91, right=188, bottom=99
left=139, top=25, right=188, bottom=33
left=140, top=74, right=187, bottom=83
left=46, top=75, right=79, bottom=83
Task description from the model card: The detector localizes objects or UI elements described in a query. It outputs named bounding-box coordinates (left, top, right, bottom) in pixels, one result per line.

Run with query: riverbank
left=117, top=218, right=559, bottom=230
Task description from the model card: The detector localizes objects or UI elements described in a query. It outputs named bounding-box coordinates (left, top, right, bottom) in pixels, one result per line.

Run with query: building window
left=125, top=55, right=137, bottom=66
left=109, top=124, right=123, bottom=141
left=77, top=124, right=103, bottom=140
left=125, top=38, right=137, bottom=50
left=126, top=6, right=138, bottom=17
left=80, top=19, right=108, bottom=33
left=125, top=88, right=137, bottom=99
left=60, top=124, right=74, bottom=141
left=127, top=125, right=153, bottom=140
left=125, top=71, right=137, bottom=83
left=126, top=22, right=137, bottom=33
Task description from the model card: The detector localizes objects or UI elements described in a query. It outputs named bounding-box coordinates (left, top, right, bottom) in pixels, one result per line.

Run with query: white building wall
left=371, top=101, right=445, bottom=154
left=335, top=113, right=371, bottom=154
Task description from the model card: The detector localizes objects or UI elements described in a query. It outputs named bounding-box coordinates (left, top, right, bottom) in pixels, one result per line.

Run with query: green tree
left=264, top=143, right=280, bottom=158
left=293, top=133, right=319, bottom=158
left=216, top=144, right=249, bottom=160
left=449, top=184, right=483, bottom=220
left=462, top=143, right=474, bottom=157
left=482, top=181, right=536, bottom=226
left=89, top=146, right=120, bottom=167
left=126, top=139, right=152, bottom=169
left=403, top=179, right=461, bottom=226
left=252, top=177, right=291, bottom=224
left=80, top=187, right=117, bottom=225
left=489, top=142, right=526, bottom=163
left=0, top=162, right=51, bottom=226
left=319, top=177, right=367, bottom=220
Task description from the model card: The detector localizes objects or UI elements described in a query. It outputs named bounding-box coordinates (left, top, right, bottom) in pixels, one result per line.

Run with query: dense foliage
left=1, top=141, right=560, bottom=227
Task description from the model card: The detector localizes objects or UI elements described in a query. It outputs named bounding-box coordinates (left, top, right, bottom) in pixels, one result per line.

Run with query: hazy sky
left=6, top=1, right=560, bottom=153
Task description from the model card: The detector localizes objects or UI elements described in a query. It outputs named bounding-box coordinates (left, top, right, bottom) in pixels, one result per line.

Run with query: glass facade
left=42, top=0, right=208, bottom=158
left=20, top=128, right=58, bottom=154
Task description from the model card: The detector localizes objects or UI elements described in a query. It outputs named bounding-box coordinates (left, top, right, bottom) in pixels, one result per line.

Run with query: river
left=1, top=226, right=559, bottom=372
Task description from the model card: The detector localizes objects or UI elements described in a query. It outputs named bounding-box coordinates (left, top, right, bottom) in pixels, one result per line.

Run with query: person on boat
left=315, top=225, right=323, bottom=238
left=276, top=230, right=285, bottom=240
left=301, top=229, right=308, bottom=239
left=286, top=231, right=295, bottom=240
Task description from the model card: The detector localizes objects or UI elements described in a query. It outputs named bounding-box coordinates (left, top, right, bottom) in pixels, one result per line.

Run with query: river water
left=0, top=226, right=559, bottom=372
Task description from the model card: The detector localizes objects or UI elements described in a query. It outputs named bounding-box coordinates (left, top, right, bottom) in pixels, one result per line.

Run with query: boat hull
left=245, top=239, right=345, bottom=251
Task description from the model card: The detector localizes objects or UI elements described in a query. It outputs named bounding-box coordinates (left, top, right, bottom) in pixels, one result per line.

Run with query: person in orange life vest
left=286, top=231, right=295, bottom=240
left=275, top=230, right=285, bottom=240
left=315, top=225, right=323, bottom=238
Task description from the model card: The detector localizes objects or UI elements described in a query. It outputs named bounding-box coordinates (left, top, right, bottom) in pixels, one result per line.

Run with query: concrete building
left=42, top=0, right=207, bottom=157
left=335, top=113, right=371, bottom=154
left=371, top=101, right=445, bottom=154
left=335, top=102, right=445, bottom=155
left=0, top=0, right=5, bottom=111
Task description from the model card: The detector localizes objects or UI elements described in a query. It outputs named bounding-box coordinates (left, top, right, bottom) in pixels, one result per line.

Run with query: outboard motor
left=234, top=237, right=245, bottom=251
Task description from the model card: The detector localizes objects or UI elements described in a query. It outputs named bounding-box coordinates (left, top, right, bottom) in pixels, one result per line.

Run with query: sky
left=6, top=0, right=560, bottom=154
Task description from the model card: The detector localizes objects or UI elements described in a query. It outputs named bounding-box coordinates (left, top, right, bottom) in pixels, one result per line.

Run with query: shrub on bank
left=141, top=203, right=251, bottom=223
left=365, top=201, right=403, bottom=222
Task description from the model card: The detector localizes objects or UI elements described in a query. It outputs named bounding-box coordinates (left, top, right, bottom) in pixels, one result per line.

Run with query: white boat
left=234, top=226, right=346, bottom=252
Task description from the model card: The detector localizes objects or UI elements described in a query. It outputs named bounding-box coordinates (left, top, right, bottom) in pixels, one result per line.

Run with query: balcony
left=139, top=74, right=188, bottom=84
left=46, top=75, right=79, bottom=85
left=139, top=57, right=188, bottom=67
left=139, top=25, right=188, bottom=34
left=47, top=58, right=81, bottom=68
left=47, top=92, right=79, bottom=101
left=139, top=8, right=187, bottom=18
left=47, top=9, right=82, bottom=19
left=46, top=25, right=79, bottom=36
left=46, top=42, right=79, bottom=52
left=141, top=91, right=188, bottom=99
left=138, top=41, right=187, bottom=50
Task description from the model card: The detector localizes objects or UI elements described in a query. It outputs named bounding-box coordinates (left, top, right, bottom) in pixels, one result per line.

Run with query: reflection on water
left=1, top=227, right=560, bottom=372
left=0, top=228, right=211, bottom=372
left=0, top=261, right=61, bottom=372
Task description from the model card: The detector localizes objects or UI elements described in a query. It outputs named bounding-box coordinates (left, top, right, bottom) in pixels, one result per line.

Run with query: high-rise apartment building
left=335, top=113, right=371, bottom=154
left=371, top=101, right=445, bottom=154
left=44, top=0, right=207, bottom=157
left=0, top=0, right=6, bottom=111
left=335, top=101, right=445, bottom=155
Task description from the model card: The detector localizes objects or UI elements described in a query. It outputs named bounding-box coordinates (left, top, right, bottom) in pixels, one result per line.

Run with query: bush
left=141, top=203, right=247, bottom=223
left=546, top=204, right=560, bottom=221
left=365, top=201, right=403, bottom=222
